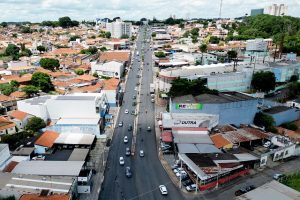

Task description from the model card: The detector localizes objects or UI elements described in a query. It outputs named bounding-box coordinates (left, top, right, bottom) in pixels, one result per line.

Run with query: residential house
left=0, top=94, right=17, bottom=114
left=101, top=78, right=121, bottom=107
left=8, top=110, right=34, bottom=130
left=34, top=130, right=59, bottom=154
left=91, top=61, right=124, bottom=79
left=0, top=116, right=17, bottom=139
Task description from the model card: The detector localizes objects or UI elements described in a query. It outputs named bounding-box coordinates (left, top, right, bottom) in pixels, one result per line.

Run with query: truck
left=150, top=83, right=155, bottom=94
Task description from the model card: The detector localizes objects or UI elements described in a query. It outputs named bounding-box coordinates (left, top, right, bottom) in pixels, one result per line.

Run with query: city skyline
left=1, top=0, right=300, bottom=22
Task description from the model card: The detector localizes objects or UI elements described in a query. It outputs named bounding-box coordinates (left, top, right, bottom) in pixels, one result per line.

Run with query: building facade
left=106, top=19, right=132, bottom=39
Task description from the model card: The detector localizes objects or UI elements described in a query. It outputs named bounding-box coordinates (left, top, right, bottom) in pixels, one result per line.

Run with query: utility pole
left=219, top=0, right=223, bottom=19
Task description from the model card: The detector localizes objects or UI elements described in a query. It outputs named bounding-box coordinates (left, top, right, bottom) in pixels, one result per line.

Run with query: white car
left=119, top=157, right=125, bottom=165
left=186, top=184, right=197, bottom=192
left=159, top=185, right=168, bottom=195
left=125, top=109, right=129, bottom=114
left=139, top=150, right=144, bottom=157
left=124, top=136, right=128, bottom=143
left=176, top=171, right=187, bottom=177
left=151, top=98, right=155, bottom=103
left=118, top=121, right=123, bottom=127
left=273, top=173, right=284, bottom=180
left=263, top=141, right=271, bottom=148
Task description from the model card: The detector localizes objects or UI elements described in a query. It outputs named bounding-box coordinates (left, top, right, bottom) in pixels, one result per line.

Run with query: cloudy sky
left=0, top=0, right=299, bottom=22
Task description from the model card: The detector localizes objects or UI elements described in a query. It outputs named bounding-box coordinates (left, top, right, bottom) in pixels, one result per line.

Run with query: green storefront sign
left=175, top=103, right=203, bottom=110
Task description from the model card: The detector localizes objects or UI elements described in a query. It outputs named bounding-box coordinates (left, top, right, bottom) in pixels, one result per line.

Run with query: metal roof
left=68, top=148, right=90, bottom=161
left=54, top=133, right=95, bottom=145
left=177, top=144, right=221, bottom=154
left=173, top=133, right=213, bottom=144
left=55, top=96, right=96, bottom=101
left=12, top=161, right=84, bottom=176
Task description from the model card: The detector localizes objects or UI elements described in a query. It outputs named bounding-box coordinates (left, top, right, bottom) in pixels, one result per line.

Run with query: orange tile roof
left=72, top=82, right=102, bottom=93
left=20, top=194, right=70, bottom=200
left=10, top=91, right=27, bottom=99
left=9, top=110, right=29, bottom=120
left=0, top=94, right=13, bottom=102
left=35, top=67, right=52, bottom=74
left=210, top=133, right=232, bottom=148
left=35, top=130, right=60, bottom=148
left=50, top=48, right=80, bottom=55
left=0, top=116, right=16, bottom=131
left=101, top=78, right=120, bottom=90
left=99, top=51, right=130, bottom=62
left=49, top=71, right=73, bottom=78
left=76, top=74, right=97, bottom=82
left=277, top=127, right=300, bottom=142
left=3, top=161, right=18, bottom=172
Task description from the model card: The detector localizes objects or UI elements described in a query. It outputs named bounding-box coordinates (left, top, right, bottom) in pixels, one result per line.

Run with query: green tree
left=254, top=112, right=275, bottom=132
left=31, top=72, right=54, bottom=92
left=1, top=22, right=8, bottom=27
left=20, top=48, right=32, bottom=57
left=75, top=69, right=84, bottom=75
left=105, top=32, right=111, bottom=39
left=22, top=85, right=40, bottom=97
left=21, top=26, right=32, bottom=33
left=10, top=80, right=19, bottom=87
left=287, top=82, right=300, bottom=98
left=251, top=71, right=276, bottom=93
left=26, top=117, right=46, bottom=132
left=40, top=58, right=60, bottom=71
left=37, top=45, right=47, bottom=52
left=93, top=72, right=99, bottom=78
left=5, top=44, right=20, bottom=60
left=0, top=84, right=17, bottom=95
left=121, top=34, right=129, bottom=39
left=190, top=28, right=199, bottom=36
left=209, top=36, right=220, bottom=44
left=179, top=23, right=184, bottom=29
left=58, top=16, right=73, bottom=28
left=151, top=32, right=156, bottom=37
left=281, top=122, right=298, bottom=131
left=199, top=44, right=208, bottom=65
left=227, top=50, right=238, bottom=71
left=69, top=35, right=81, bottom=42
left=100, top=47, right=107, bottom=52
left=154, top=51, right=166, bottom=58
left=289, top=75, right=298, bottom=82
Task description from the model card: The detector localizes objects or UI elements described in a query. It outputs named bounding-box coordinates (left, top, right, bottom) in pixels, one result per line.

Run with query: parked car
left=147, top=126, right=151, bottom=131
left=128, top=125, right=133, bottom=131
left=32, top=155, right=45, bottom=160
left=263, top=141, right=271, bottom=148
left=273, top=173, right=285, bottom=180
left=131, top=110, right=136, bottom=115
left=124, top=136, right=128, bottom=143
left=139, top=150, right=144, bottom=157
left=235, top=185, right=256, bottom=196
left=125, top=147, right=131, bottom=156
left=182, top=179, right=193, bottom=187
left=119, top=157, right=125, bottom=165
left=124, top=109, right=129, bottom=114
left=125, top=166, right=132, bottom=178
left=186, top=184, right=197, bottom=192
left=133, top=95, right=136, bottom=99
left=118, top=121, right=123, bottom=127
left=159, top=185, right=168, bottom=195
left=151, top=98, right=155, bottom=103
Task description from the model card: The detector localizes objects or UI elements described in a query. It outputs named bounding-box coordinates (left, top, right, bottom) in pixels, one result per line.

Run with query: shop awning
left=161, top=131, right=173, bottom=143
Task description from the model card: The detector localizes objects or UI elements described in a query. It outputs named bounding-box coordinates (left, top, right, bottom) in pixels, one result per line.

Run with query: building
left=269, top=61, right=300, bottom=83
left=0, top=94, right=17, bottom=114
left=53, top=133, right=95, bottom=149
left=262, top=106, right=299, bottom=126
left=0, top=144, right=10, bottom=171
left=267, top=4, right=288, bottom=16
left=246, top=39, right=268, bottom=52
left=8, top=110, right=34, bottom=130
left=234, top=180, right=300, bottom=200
left=0, top=117, right=17, bottom=139
left=169, top=92, right=259, bottom=126
left=251, top=8, right=264, bottom=16
left=106, top=19, right=132, bottom=39
left=91, top=60, right=124, bottom=79
left=34, top=130, right=60, bottom=154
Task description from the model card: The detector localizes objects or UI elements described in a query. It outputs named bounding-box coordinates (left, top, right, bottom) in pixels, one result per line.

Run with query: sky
left=0, top=0, right=300, bottom=22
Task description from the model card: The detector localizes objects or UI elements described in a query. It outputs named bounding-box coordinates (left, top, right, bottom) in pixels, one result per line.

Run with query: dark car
left=128, top=125, right=133, bottom=131
left=182, top=179, right=193, bottom=187
left=125, top=166, right=132, bottom=178
left=126, top=147, right=131, bottom=156
left=235, top=185, right=256, bottom=196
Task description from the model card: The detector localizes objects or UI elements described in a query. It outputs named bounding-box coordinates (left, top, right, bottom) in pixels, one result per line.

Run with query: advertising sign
left=175, top=103, right=203, bottom=110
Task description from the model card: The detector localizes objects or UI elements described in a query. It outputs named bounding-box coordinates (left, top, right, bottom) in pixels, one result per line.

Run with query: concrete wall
left=0, top=144, right=10, bottom=170
left=17, top=101, right=49, bottom=122
left=46, top=124, right=101, bottom=138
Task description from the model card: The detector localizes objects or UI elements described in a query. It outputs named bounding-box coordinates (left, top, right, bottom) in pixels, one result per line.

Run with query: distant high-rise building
left=267, top=4, right=288, bottom=16
left=251, top=8, right=264, bottom=16
left=106, top=19, right=132, bottom=39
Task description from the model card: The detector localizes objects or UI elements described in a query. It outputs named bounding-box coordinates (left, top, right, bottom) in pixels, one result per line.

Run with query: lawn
left=281, top=172, right=300, bottom=192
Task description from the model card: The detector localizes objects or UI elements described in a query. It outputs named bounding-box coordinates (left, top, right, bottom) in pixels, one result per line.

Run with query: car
left=118, top=121, right=123, bottom=127
left=151, top=98, right=155, bottom=103
left=161, top=143, right=171, bottom=149
left=125, top=147, right=131, bottom=156
left=32, top=155, right=45, bottom=160
left=131, top=110, right=136, bottom=115
left=132, top=102, right=137, bottom=106
left=182, top=179, right=193, bottom=187
left=133, top=95, right=136, bottom=99
left=171, top=164, right=179, bottom=170
left=147, top=126, right=151, bottom=131
left=139, top=150, right=144, bottom=157
left=125, top=109, right=129, bottom=114
left=159, top=185, right=168, bottom=195
left=235, top=185, right=256, bottom=196
left=273, top=173, right=285, bottom=180
left=124, top=136, right=128, bottom=143
left=263, top=141, right=271, bottom=148
left=128, top=125, right=133, bottom=131
left=119, top=156, right=125, bottom=165
left=186, top=184, right=197, bottom=192
left=125, top=166, right=132, bottom=178
left=176, top=171, right=187, bottom=177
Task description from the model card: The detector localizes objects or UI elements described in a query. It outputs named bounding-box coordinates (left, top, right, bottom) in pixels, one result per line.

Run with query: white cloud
left=0, top=0, right=299, bottom=22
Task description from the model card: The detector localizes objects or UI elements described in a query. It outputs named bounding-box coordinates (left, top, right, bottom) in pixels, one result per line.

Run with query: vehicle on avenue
left=139, top=150, right=144, bottom=157
left=125, top=109, right=129, bottom=114
left=147, top=126, right=151, bottom=131
left=119, top=157, right=125, bottom=165
left=125, top=166, right=132, bottom=178
left=273, top=173, right=285, bottom=180
left=131, top=110, right=136, bottom=115
left=159, top=185, right=168, bottom=195
left=151, top=98, right=155, bottom=103
left=125, top=147, right=131, bottom=156
left=128, top=125, right=132, bottom=131
left=186, top=184, right=197, bottom=192
left=133, top=95, right=136, bottom=99
left=182, top=179, right=193, bottom=187
left=235, top=185, right=256, bottom=196
left=118, top=121, right=123, bottom=127
left=124, top=136, right=128, bottom=143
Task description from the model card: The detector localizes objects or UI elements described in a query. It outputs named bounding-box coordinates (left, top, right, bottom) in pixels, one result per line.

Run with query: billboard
left=175, top=103, right=203, bottom=110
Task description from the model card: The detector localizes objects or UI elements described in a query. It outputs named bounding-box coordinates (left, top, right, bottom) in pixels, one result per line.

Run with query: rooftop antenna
left=219, top=0, right=223, bottom=19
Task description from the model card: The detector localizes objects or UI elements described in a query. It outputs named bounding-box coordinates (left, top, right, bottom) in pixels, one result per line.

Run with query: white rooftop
left=54, top=133, right=95, bottom=145
left=56, top=118, right=100, bottom=125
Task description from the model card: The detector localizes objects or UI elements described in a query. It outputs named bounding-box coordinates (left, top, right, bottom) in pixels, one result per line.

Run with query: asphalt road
left=99, top=26, right=185, bottom=200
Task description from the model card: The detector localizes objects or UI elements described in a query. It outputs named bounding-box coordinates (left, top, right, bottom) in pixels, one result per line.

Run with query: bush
left=281, top=122, right=298, bottom=131
left=26, top=117, right=46, bottom=132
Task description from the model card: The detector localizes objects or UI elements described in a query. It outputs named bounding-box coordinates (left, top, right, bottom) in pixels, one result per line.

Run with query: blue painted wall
left=264, top=108, right=299, bottom=126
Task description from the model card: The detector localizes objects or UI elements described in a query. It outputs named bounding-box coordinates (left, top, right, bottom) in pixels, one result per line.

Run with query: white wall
left=17, top=101, right=49, bottom=121
left=0, top=144, right=10, bottom=170
left=102, top=90, right=116, bottom=105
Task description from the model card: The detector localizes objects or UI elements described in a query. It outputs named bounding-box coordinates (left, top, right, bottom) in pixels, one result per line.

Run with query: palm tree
left=199, top=44, right=208, bottom=65
left=227, top=50, right=238, bottom=71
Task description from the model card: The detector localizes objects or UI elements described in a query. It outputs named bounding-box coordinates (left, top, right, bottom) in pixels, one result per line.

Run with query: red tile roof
left=10, top=91, right=27, bottom=99
left=35, top=130, right=59, bottom=148
left=210, top=133, right=232, bottom=148
left=0, top=94, right=13, bottom=102
left=20, top=194, right=70, bottom=200
left=101, top=78, right=120, bottom=90
left=0, top=116, right=16, bottom=131
left=9, top=110, right=29, bottom=120
left=3, top=161, right=18, bottom=172
left=99, top=51, right=130, bottom=62
left=76, top=74, right=97, bottom=82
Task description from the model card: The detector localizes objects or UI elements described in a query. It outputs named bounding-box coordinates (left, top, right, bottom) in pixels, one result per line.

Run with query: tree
left=151, top=32, right=156, bottom=37
left=0, top=84, right=17, bottom=95
left=227, top=50, right=238, bottom=71
left=199, top=44, right=207, bottom=65
left=121, top=34, right=129, bottom=39
left=10, top=80, right=19, bottom=87
left=21, top=26, right=32, bottom=33
left=154, top=51, right=166, bottom=58
left=58, top=16, right=73, bottom=28
left=100, top=47, right=107, bottom=52
left=289, top=75, right=298, bottom=82
left=254, top=112, right=275, bottom=132
left=40, top=58, right=60, bottom=71
left=5, top=44, right=20, bottom=60
left=80, top=46, right=98, bottom=55
left=37, top=45, right=46, bottom=52
left=1, top=22, right=8, bottom=27
left=179, top=23, right=184, bottom=29
left=69, top=35, right=81, bottom=41
left=281, top=122, right=298, bottom=131
left=26, top=117, right=46, bottom=132
left=93, top=72, right=99, bottom=78
left=113, top=17, right=121, bottom=21
left=209, top=36, right=220, bottom=44
left=31, top=72, right=54, bottom=92
left=190, top=28, right=199, bottom=36
left=75, top=69, right=84, bottom=75
left=251, top=71, right=276, bottom=93
left=20, top=48, right=32, bottom=57
left=105, top=32, right=111, bottom=39
left=22, top=85, right=40, bottom=97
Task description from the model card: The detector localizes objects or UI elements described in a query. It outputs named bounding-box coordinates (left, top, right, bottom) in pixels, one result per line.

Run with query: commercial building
left=91, top=60, right=124, bottom=79
left=169, top=92, right=258, bottom=126
left=0, top=144, right=10, bottom=171
left=106, top=19, right=132, bottom=39
left=262, top=106, right=299, bottom=126
left=270, top=61, right=300, bottom=83
left=267, top=4, right=288, bottom=16
left=251, top=8, right=264, bottom=16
